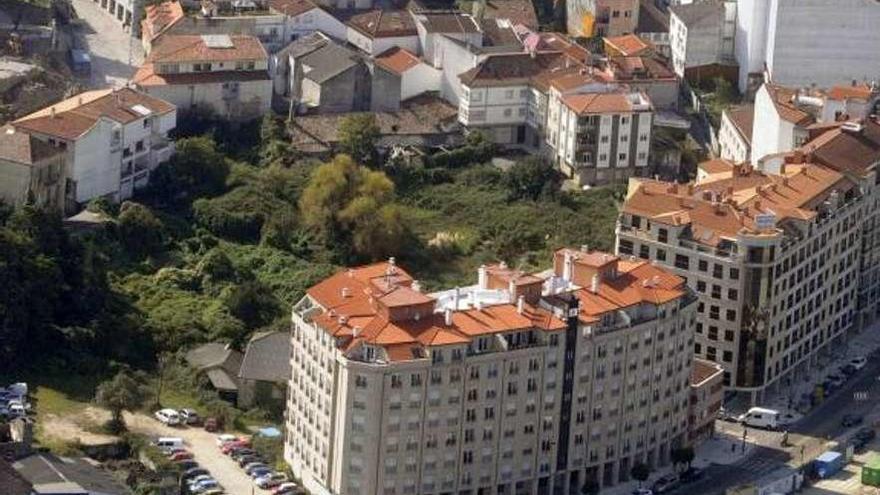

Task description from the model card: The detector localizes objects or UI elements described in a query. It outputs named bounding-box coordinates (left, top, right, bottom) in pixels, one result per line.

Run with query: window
left=657, top=249, right=666, bottom=262
left=698, top=260, right=708, bottom=272
left=697, top=281, right=706, bottom=293
left=505, top=89, right=514, bottom=99
left=729, top=268, right=740, bottom=280
left=639, top=245, right=650, bottom=259
left=726, top=309, right=737, bottom=322
left=722, top=350, right=733, bottom=362
left=619, top=239, right=633, bottom=255
left=503, top=108, right=512, bottom=117
left=728, top=288, right=739, bottom=300
left=675, top=255, right=689, bottom=270
left=618, top=153, right=627, bottom=161
left=519, top=89, right=528, bottom=98
left=658, top=228, right=668, bottom=243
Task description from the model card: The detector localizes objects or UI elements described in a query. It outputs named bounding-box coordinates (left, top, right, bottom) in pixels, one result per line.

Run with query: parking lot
left=126, top=414, right=274, bottom=495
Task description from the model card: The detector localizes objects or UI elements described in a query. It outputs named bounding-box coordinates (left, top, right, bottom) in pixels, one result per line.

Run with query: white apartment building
left=286, top=248, right=698, bottom=495
left=546, top=83, right=652, bottom=186
left=92, top=0, right=141, bottom=32
left=718, top=104, right=753, bottom=164
left=133, top=34, right=272, bottom=121
left=668, top=1, right=735, bottom=79
left=13, top=88, right=176, bottom=204
left=617, top=156, right=868, bottom=402
left=735, top=0, right=880, bottom=93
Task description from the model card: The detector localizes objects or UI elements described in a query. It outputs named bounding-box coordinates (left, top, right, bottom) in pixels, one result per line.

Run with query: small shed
left=186, top=343, right=243, bottom=404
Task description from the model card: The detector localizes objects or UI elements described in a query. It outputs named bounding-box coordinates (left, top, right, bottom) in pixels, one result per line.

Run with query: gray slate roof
left=278, top=31, right=331, bottom=60
left=13, top=454, right=130, bottom=495
left=186, top=342, right=243, bottom=391
left=239, top=331, right=291, bottom=383
left=301, top=42, right=361, bottom=84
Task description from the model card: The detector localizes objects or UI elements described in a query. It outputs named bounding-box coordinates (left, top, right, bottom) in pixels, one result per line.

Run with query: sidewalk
left=693, top=431, right=757, bottom=467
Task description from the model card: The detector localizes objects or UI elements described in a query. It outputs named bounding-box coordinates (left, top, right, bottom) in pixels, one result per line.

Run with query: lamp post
left=741, top=427, right=748, bottom=454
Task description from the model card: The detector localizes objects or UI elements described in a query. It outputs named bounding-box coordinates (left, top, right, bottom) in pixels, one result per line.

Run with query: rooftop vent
left=841, top=121, right=864, bottom=133
left=202, top=34, right=233, bottom=49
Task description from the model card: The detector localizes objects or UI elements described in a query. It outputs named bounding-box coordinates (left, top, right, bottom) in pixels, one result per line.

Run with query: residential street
left=671, top=344, right=880, bottom=495
left=68, top=0, right=142, bottom=89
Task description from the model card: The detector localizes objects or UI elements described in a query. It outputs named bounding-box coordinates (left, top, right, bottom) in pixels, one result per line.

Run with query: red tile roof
left=561, top=91, right=651, bottom=115
left=141, top=0, right=184, bottom=42
left=14, top=88, right=175, bottom=140
left=347, top=10, right=417, bottom=39
left=147, top=34, right=267, bottom=64
left=375, top=46, right=421, bottom=75
left=725, top=104, right=754, bottom=145
left=482, top=0, right=538, bottom=28
left=268, top=0, right=318, bottom=16
left=827, top=84, right=875, bottom=102
left=604, top=34, right=653, bottom=56
left=133, top=63, right=270, bottom=86
left=765, top=83, right=814, bottom=126
left=0, top=125, right=62, bottom=165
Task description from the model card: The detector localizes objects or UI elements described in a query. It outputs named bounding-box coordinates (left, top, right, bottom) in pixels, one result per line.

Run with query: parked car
left=273, top=482, right=300, bottom=495
left=256, top=472, right=288, bottom=489
left=8, top=403, right=26, bottom=417
left=842, top=414, right=864, bottom=427
left=156, top=437, right=184, bottom=449
left=631, top=489, right=653, bottom=495
left=216, top=434, right=237, bottom=447
left=164, top=446, right=188, bottom=456
left=244, top=463, right=270, bottom=476
left=201, top=489, right=224, bottom=495
left=853, top=427, right=877, bottom=451
left=191, top=480, right=221, bottom=493
left=739, top=407, right=780, bottom=430
left=175, top=460, right=199, bottom=471
left=826, top=374, right=845, bottom=388
left=182, top=467, right=209, bottom=480
left=204, top=417, right=222, bottom=432
left=850, top=356, right=868, bottom=370
left=187, top=475, right=214, bottom=489
left=7, top=383, right=27, bottom=396
left=155, top=409, right=181, bottom=426
left=238, top=454, right=264, bottom=467
left=222, top=442, right=249, bottom=455
left=179, top=408, right=200, bottom=425
left=170, top=451, right=193, bottom=461
left=718, top=408, right=738, bottom=423
left=249, top=466, right=272, bottom=479
left=651, top=473, right=680, bottom=494
left=679, top=467, right=704, bottom=483
left=231, top=448, right=256, bottom=460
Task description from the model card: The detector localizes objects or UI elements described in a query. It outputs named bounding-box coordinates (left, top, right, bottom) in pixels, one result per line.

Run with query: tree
left=671, top=446, right=695, bottom=471
left=630, top=462, right=650, bottom=488
left=153, top=136, right=229, bottom=200
left=505, top=156, right=560, bottom=201
left=117, top=202, right=164, bottom=258
left=299, top=154, right=405, bottom=260
left=95, top=369, right=149, bottom=433
left=224, top=281, right=281, bottom=333
left=338, top=114, right=380, bottom=166
left=259, top=115, right=296, bottom=168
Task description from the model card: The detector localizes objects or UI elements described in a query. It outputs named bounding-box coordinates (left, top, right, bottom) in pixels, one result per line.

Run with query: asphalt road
left=671, top=353, right=880, bottom=495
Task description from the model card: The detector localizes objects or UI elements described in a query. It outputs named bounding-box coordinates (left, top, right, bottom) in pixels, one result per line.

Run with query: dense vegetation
left=0, top=114, right=623, bottom=375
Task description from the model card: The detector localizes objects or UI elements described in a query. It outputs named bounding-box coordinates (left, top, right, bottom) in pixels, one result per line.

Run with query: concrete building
left=133, top=34, right=272, bottom=121
left=285, top=247, right=698, bottom=495
left=92, top=0, right=142, bottom=32
left=546, top=85, right=653, bottom=186
left=346, top=10, right=420, bottom=57
left=375, top=47, right=441, bottom=101
left=617, top=155, right=869, bottom=401
left=668, top=1, right=735, bottom=79
left=0, top=125, right=70, bottom=212
left=735, top=0, right=880, bottom=94
left=567, top=0, right=640, bottom=38
left=600, top=55, right=679, bottom=110
left=412, top=12, right=481, bottom=68
left=13, top=88, right=176, bottom=205
left=718, top=104, right=753, bottom=164
left=688, top=358, right=723, bottom=443
left=270, top=0, right=347, bottom=43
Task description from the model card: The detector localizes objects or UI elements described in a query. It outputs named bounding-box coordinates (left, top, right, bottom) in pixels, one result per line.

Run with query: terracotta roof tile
left=482, top=0, right=538, bottom=28
left=801, top=118, right=880, bottom=178
left=561, top=91, right=651, bottom=115
left=141, top=0, right=184, bottom=42
left=14, top=88, right=174, bottom=140
left=765, top=83, right=814, bottom=126
left=375, top=46, right=421, bottom=75
left=413, top=12, right=480, bottom=34
left=268, top=0, right=318, bottom=16
left=827, top=84, right=875, bottom=102
left=147, top=34, right=267, bottom=64
left=133, top=63, right=270, bottom=86
left=604, top=34, right=652, bottom=57
left=347, top=10, right=417, bottom=39
left=725, top=104, right=754, bottom=145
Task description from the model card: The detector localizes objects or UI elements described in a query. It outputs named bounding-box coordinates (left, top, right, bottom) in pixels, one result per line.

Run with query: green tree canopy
left=117, top=202, right=165, bottom=258
left=95, top=369, right=150, bottom=432
left=152, top=136, right=229, bottom=201
left=338, top=114, right=380, bottom=166
left=299, top=154, right=405, bottom=261
left=505, top=156, right=560, bottom=201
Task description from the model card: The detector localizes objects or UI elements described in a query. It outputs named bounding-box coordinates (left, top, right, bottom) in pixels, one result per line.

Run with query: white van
left=156, top=437, right=185, bottom=449
left=155, top=408, right=181, bottom=425
left=739, top=407, right=780, bottom=429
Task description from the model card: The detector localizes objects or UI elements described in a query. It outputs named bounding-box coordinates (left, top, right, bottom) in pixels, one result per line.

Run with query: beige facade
left=286, top=248, right=698, bottom=495
left=0, top=126, right=69, bottom=212
left=688, top=358, right=723, bottom=443
left=616, top=154, right=871, bottom=403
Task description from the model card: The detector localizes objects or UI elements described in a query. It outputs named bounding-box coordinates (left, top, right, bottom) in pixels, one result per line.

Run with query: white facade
left=718, top=109, right=750, bottom=164
left=400, top=63, right=442, bottom=101
left=284, top=9, right=346, bottom=43
left=750, top=84, right=809, bottom=165
left=669, top=2, right=735, bottom=78
left=735, top=0, right=880, bottom=93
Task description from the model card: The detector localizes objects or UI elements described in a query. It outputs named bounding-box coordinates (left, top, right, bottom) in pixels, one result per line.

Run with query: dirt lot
left=41, top=407, right=273, bottom=495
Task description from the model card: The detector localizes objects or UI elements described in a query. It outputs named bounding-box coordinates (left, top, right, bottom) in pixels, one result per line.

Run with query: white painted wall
left=436, top=36, right=482, bottom=106
left=285, top=9, right=347, bottom=43
left=737, top=0, right=880, bottom=92
left=400, top=63, right=441, bottom=100
left=718, top=110, right=749, bottom=163
left=141, top=79, right=272, bottom=120
left=346, top=28, right=420, bottom=56
left=750, top=84, right=794, bottom=165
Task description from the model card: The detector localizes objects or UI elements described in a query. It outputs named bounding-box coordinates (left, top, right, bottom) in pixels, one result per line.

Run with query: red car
left=169, top=451, right=194, bottom=461
left=220, top=438, right=251, bottom=454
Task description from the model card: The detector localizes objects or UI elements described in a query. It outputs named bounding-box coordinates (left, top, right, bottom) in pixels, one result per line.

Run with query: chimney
left=580, top=244, right=589, bottom=253
left=478, top=265, right=488, bottom=289
left=444, top=308, right=453, bottom=326
left=50, top=106, right=56, bottom=118
left=590, top=274, right=600, bottom=294
left=352, top=326, right=362, bottom=338
left=412, top=280, right=422, bottom=293
left=453, top=287, right=461, bottom=309
left=339, top=315, right=348, bottom=325
left=508, top=280, right=517, bottom=303
left=77, top=96, right=83, bottom=106
left=516, top=295, right=525, bottom=314
left=341, top=287, right=352, bottom=298
left=388, top=256, right=396, bottom=266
